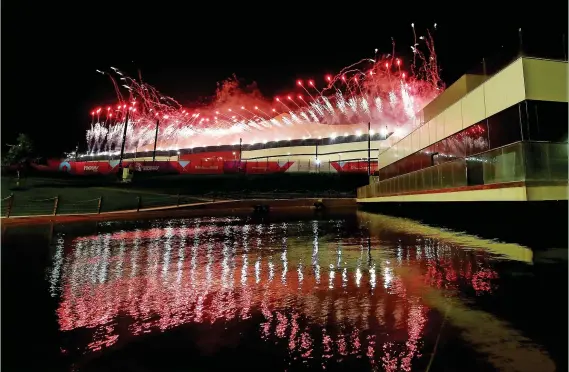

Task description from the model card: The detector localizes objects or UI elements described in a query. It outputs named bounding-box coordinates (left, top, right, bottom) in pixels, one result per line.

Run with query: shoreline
left=0, top=198, right=356, bottom=226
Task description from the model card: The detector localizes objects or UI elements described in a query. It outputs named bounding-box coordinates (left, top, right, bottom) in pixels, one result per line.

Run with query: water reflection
left=46, top=213, right=553, bottom=371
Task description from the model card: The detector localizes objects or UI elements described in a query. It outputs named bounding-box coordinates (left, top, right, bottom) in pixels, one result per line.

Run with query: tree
left=3, top=133, right=34, bottom=166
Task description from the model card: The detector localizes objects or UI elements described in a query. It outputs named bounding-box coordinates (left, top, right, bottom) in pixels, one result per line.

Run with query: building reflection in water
left=48, top=214, right=505, bottom=371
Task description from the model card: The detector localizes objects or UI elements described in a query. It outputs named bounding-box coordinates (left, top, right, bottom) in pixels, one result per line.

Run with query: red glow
left=272, top=109, right=276, bottom=112
left=107, top=106, right=111, bottom=111
left=85, top=43, right=444, bottom=153
left=90, top=111, right=95, bottom=116
left=51, top=215, right=496, bottom=363
left=109, top=114, right=113, bottom=117
left=133, top=108, right=137, bottom=112
left=96, top=108, right=101, bottom=113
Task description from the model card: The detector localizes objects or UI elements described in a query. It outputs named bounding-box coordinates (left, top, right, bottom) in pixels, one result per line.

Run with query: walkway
left=1, top=198, right=356, bottom=225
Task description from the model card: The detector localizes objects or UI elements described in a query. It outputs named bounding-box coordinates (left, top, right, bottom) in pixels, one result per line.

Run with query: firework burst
left=86, top=25, right=443, bottom=155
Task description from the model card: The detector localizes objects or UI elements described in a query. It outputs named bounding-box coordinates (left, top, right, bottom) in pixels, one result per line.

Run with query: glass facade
left=378, top=100, right=568, bottom=182
left=522, top=100, right=569, bottom=143
left=358, top=141, right=568, bottom=199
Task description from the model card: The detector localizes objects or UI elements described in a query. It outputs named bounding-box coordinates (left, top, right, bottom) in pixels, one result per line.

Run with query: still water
left=2, top=211, right=567, bottom=371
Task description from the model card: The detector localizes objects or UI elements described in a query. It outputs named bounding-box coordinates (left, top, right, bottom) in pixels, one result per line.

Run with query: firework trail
left=86, top=25, right=443, bottom=155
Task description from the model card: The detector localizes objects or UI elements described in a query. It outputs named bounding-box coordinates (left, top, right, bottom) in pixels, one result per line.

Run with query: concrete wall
left=422, top=74, right=486, bottom=123
left=242, top=140, right=387, bottom=162
left=357, top=184, right=568, bottom=203
left=523, top=58, right=568, bottom=102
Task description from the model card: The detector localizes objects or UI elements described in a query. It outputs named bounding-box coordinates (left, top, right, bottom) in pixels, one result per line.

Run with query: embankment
left=1, top=198, right=356, bottom=226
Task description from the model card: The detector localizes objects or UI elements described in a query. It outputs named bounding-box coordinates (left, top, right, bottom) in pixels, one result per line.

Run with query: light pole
left=367, top=122, right=371, bottom=176
left=152, top=118, right=160, bottom=163
left=315, top=139, right=320, bottom=173
left=118, top=109, right=130, bottom=168
left=239, top=138, right=242, bottom=162
left=563, top=34, right=567, bottom=61
left=518, top=28, right=523, bottom=56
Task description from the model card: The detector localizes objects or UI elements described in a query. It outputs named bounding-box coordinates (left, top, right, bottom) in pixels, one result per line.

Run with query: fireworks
left=86, top=25, right=442, bottom=156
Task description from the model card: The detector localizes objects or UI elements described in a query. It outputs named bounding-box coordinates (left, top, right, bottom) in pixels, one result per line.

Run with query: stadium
left=34, top=129, right=394, bottom=175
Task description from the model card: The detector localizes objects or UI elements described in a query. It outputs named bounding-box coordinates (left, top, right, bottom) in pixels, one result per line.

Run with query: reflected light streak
left=50, top=216, right=504, bottom=368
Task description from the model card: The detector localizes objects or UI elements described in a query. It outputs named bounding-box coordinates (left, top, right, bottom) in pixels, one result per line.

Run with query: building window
left=487, top=103, right=523, bottom=149
left=523, top=100, right=568, bottom=143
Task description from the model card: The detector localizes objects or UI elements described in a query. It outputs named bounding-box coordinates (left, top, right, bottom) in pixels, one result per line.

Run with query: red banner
left=331, top=161, right=378, bottom=173
left=35, top=159, right=372, bottom=175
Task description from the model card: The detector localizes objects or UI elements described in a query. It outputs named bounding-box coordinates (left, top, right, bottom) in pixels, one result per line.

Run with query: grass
left=1, top=172, right=365, bottom=217
left=1, top=176, right=203, bottom=217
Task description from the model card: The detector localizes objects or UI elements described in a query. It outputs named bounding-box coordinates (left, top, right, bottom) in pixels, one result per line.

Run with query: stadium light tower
left=118, top=109, right=130, bottom=168
left=152, top=118, right=160, bottom=163
left=239, top=138, right=242, bottom=162
left=367, top=122, right=371, bottom=176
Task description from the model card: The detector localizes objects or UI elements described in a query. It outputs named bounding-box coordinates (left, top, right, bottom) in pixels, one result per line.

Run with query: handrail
left=378, top=140, right=564, bottom=183
left=29, top=197, right=58, bottom=202
left=359, top=141, right=568, bottom=199
left=65, top=198, right=100, bottom=204
left=1, top=192, right=353, bottom=219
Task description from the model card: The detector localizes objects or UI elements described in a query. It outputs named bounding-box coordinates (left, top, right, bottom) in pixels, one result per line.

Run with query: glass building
left=358, top=57, right=568, bottom=203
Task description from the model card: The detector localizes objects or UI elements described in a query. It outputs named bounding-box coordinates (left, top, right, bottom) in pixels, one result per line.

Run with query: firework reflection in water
left=50, top=215, right=503, bottom=371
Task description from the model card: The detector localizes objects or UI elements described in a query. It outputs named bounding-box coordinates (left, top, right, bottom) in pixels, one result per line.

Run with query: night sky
left=2, top=1, right=566, bottom=157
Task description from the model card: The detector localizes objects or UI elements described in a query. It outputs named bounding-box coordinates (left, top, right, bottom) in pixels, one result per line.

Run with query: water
left=1, top=211, right=566, bottom=371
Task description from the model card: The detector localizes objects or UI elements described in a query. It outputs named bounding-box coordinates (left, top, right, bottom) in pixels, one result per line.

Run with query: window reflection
left=379, top=102, right=536, bottom=181
left=523, top=100, right=569, bottom=143
left=487, top=103, right=522, bottom=149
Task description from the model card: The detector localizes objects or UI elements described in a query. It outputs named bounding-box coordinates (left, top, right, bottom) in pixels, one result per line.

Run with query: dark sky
left=2, top=1, right=566, bottom=156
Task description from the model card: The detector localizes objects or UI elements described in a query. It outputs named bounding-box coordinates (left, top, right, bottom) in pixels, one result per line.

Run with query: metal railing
left=0, top=193, right=205, bottom=218
left=358, top=141, right=568, bottom=199
left=1, top=190, right=355, bottom=218
left=202, top=190, right=355, bottom=200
